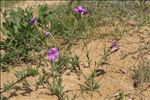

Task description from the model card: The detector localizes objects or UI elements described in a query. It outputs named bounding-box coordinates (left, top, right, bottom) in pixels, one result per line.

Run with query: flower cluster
left=28, top=17, right=51, bottom=37
left=28, top=17, right=55, bottom=61
left=45, top=6, right=88, bottom=61
left=28, top=6, right=120, bottom=62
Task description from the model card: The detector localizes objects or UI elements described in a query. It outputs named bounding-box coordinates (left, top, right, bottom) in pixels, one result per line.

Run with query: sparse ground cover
left=0, top=0, right=150, bottom=100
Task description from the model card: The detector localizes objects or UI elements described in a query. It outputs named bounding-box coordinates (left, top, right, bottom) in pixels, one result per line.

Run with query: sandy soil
left=1, top=23, right=150, bottom=100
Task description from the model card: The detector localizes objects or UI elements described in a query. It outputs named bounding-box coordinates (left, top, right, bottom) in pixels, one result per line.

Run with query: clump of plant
left=78, top=39, right=120, bottom=96
left=132, top=42, right=150, bottom=89
left=0, top=6, right=50, bottom=71
left=0, top=2, right=101, bottom=71
left=0, top=67, right=38, bottom=99
left=133, top=57, right=150, bottom=88
left=80, top=70, right=101, bottom=93
left=96, top=40, right=120, bottom=68
left=35, top=48, right=81, bottom=100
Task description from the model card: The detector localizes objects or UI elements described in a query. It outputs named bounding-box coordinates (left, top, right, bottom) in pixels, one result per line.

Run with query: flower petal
left=48, top=55, right=56, bottom=61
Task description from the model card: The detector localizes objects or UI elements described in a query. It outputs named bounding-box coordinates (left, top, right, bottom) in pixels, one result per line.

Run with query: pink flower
left=74, top=6, right=88, bottom=15
left=44, top=32, right=50, bottom=37
left=48, top=48, right=59, bottom=61
left=111, top=40, right=119, bottom=49
left=28, top=17, right=37, bottom=25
